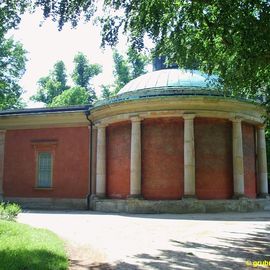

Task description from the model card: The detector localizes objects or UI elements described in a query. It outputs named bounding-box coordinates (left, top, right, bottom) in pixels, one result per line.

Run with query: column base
left=0, top=193, right=3, bottom=201
left=257, top=193, right=270, bottom=199
left=232, top=194, right=246, bottom=200
left=95, top=193, right=106, bottom=199
left=182, top=195, right=197, bottom=200
left=127, top=194, right=143, bottom=200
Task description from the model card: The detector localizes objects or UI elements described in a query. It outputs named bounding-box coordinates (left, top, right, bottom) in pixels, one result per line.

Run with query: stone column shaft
left=183, top=115, right=196, bottom=197
left=130, top=117, right=142, bottom=196
left=232, top=119, right=245, bottom=197
left=257, top=126, right=268, bottom=196
left=91, top=126, right=97, bottom=196
left=0, top=131, right=6, bottom=200
left=96, top=125, right=106, bottom=197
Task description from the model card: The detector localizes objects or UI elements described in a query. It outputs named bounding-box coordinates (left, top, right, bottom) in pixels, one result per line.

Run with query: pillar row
left=183, top=114, right=196, bottom=197
left=130, top=116, right=142, bottom=197
left=96, top=124, right=106, bottom=197
left=257, top=126, right=268, bottom=197
left=232, top=118, right=245, bottom=197
left=0, top=130, right=6, bottom=201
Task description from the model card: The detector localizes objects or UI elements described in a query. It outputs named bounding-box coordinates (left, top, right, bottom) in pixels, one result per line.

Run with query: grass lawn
left=0, top=220, right=68, bottom=270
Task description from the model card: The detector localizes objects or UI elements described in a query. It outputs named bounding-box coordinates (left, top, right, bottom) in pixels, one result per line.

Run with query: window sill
left=33, top=187, right=54, bottom=190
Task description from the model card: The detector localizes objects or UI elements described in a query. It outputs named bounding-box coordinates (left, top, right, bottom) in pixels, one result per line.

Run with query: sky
left=8, top=9, right=128, bottom=108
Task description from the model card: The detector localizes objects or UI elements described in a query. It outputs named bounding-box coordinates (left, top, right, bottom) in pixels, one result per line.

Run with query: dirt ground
left=18, top=211, right=270, bottom=270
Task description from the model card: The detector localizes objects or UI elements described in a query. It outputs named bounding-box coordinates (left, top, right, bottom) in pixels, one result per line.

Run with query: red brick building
left=0, top=69, right=268, bottom=212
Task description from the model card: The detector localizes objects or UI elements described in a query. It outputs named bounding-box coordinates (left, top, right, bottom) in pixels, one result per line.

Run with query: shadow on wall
left=70, top=225, right=270, bottom=270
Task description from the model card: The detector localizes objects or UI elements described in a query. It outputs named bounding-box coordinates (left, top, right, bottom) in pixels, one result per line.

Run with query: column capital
left=230, top=116, right=243, bottom=123
left=0, top=130, right=6, bottom=135
left=95, top=122, right=107, bottom=129
left=183, top=113, right=196, bottom=120
left=130, top=115, right=142, bottom=122
left=257, top=124, right=266, bottom=130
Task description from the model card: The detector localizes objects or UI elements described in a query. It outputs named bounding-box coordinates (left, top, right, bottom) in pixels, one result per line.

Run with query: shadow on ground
left=22, top=209, right=270, bottom=222
left=0, top=249, right=67, bottom=270
left=69, top=225, right=270, bottom=270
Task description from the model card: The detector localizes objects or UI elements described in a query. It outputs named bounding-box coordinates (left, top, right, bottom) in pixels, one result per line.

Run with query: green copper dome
left=94, top=68, right=224, bottom=107
left=118, top=69, right=213, bottom=94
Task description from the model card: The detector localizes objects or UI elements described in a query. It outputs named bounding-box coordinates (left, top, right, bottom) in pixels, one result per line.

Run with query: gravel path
left=18, top=211, right=270, bottom=269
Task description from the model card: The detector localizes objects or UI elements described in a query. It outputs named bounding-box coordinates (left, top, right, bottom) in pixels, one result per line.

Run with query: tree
left=71, top=52, right=102, bottom=104
left=101, top=84, right=113, bottom=99
left=49, top=86, right=90, bottom=107
left=113, top=50, right=131, bottom=93
left=31, top=60, right=69, bottom=104
left=0, top=1, right=30, bottom=38
left=72, top=52, right=102, bottom=88
left=127, top=47, right=148, bottom=79
left=24, top=0, right=269, bottom=100
left=0, top=36, right=27, bottom=110
left=112, top=47, right=148, bottom=94
left=53, top=60, right=68, bottom=92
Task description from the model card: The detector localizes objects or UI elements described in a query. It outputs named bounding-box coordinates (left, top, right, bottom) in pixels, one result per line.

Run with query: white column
left=130, top=116, right=142, bottom=197
left=0, top=130, right=6, bottom=200
left=257, top=125, right=268, bottom=197
left=232, top=118, right=245, bottom=197
left=91, top=126, right=97, bottom=196
left=96, top=124, right=106, bottom=197
left=183, top=114, right=196, bottom=197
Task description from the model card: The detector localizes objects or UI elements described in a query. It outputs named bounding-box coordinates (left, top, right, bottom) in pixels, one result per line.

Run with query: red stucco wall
left=242, top=122, right=257, bottom=198
left=3, top=127, right=89, bottom=198
left=106, top=121, right=131, bottom=198
left=195, top=118, right=233, bottom=199
left=142, top=118, right=184, bottom=199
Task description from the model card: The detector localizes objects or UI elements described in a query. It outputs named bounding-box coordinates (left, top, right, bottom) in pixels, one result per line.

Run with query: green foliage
left=49, top=86, right=92, bottom=106
left=0, top=202, right=21, bottom=221
left=101, top=84, right=113, bottom=99
left=113, top=47, right=148, bottom=94
left=127, top=47, right=148, bottom=79
left=72, top=52, right=102, bottom=88
left=32, top=53, right=101, bottom=106
left=31, top=60, right=69, bottom=104
left=2, top=1, right=269, bottom=99
left=32, top=0, right=268, bottom=100
left=0, top=36, right=27, bottom=110
left=0, top=220, right=68, bottom=270
left=113, top=50, right=131, bottom=93
left=0, top=0, right=30, bottom=38
left=100, top=0, right=270, bottom=99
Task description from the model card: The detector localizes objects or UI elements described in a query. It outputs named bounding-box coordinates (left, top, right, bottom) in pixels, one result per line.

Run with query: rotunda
left=90, top=68, right=268, bottom=212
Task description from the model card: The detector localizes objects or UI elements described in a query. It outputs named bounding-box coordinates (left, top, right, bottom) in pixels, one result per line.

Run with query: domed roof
left=94, top=68, right=223, bottom=108
left=118, top=69, right=213, bottom=94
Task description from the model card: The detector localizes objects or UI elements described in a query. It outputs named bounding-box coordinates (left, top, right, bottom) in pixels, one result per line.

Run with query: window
left=31, top=139, right=57, bottom=189
left=37, top=152, right=52, bottom=188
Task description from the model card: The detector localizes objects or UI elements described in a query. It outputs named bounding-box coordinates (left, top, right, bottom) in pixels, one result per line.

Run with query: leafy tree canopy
left=49, top=86, right=90, bottom=107
left=31, top=53, right=101, bottom=106
left=0, top=1, right=29, bottom=38
left=31, top=60, right=68, bottom=104
left=2, top=0, right=269, bottom=104
left=0, top=36, right=27, bottom=110
left=16, top=0, right=268, bottom=101
left=72, top=52, right=102, bottom=89
left=112, top=47, right=148, bottom=95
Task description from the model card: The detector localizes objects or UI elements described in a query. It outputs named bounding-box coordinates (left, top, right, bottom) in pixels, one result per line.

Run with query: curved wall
left=141, top=118, right=184, bottom=199
left=104, top=117, right=258, bottom=200
left=106, top=121, right=131, bottom=198
left=195, top=118, right=233, bottom=199
left=243, top=122, right=257, bottom=198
